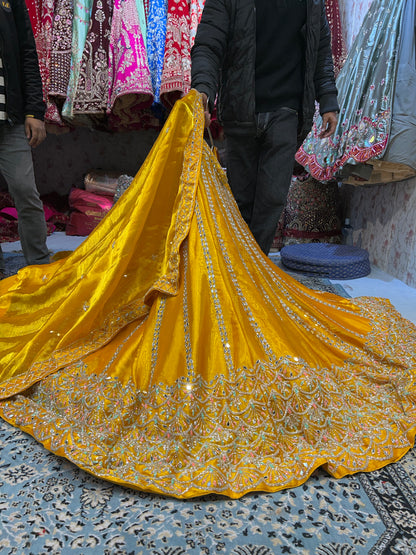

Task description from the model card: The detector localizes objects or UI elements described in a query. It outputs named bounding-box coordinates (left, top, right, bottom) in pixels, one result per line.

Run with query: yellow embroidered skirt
left=0, top=90, right=415, bottom=498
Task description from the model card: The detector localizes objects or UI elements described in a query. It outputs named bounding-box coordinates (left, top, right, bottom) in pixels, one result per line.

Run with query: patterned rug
left=1, top=418, right=416, bottom=554
left=1, top=252, right=30, bottom=278
left=1, top=253, right=416, bottom=554
left=268, top=253, right=349, bottom=296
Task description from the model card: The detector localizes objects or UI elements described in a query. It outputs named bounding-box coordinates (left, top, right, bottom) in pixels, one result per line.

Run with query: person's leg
left=0, top=124, right=49, bottom=266
left=225, top=131, right=260, bottom=227
left=250, top=108, right=298, bottom=254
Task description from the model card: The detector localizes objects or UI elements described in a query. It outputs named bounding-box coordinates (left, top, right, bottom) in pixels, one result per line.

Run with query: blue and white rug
left=1, top=253, right=416, bottom=554
left=1, top=418, right=416, bottom=554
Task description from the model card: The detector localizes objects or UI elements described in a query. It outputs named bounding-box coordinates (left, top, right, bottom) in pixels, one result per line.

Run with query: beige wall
left=348, top=178, right=416, bottom=287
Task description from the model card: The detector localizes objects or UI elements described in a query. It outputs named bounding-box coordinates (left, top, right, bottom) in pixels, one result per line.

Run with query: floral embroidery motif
left=160, top=0, right=191, bottom=107
left=108, top=0, right=153, bottom=126
left=297, top=0, right=404, bottom=181
left=73, top=0, right=113, bottom=117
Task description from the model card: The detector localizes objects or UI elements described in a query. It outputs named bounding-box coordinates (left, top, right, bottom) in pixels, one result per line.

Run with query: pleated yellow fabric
left=1, top=90, right=416, bottom=498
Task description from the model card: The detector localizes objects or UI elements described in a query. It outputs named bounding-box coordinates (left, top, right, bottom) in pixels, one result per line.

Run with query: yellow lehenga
left=1, top=90, right=416, bottom=499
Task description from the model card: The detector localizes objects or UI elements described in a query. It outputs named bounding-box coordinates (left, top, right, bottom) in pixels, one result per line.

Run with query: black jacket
left=191, top=0, right=339, bottom=138
left=0, top=0, right=45, bottom=124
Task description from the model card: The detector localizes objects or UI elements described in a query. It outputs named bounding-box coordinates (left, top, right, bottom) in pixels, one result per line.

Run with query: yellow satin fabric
left=1, top=90, right=416, bottom=498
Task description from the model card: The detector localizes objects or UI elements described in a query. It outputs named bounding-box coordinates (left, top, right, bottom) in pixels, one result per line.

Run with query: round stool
left=280, top=243, right=371, bottom=280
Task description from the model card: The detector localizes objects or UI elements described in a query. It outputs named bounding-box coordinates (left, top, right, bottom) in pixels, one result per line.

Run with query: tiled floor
left=330, top=265, right=416, bottom=326
left=3, top=232, right=416, bottom=326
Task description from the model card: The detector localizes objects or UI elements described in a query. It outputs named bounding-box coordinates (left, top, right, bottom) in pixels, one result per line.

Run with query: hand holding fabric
left=201, top=92, right=212, bottom=128
left=319, top=111, right=338, bottom=138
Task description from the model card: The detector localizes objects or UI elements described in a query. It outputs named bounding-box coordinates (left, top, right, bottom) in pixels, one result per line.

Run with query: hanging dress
left=143, top=0, right=150, bottom=21
left=71, top=0, right=113, bottom=121
left=296, top=0, right=416, bottom=185
left=272, top=175, right=342, bottom=251
left=160, top=0, right=192, bottom=109
left=189, top=0, right=205, bottom=48
left=1, top=91, right=416, bottom=499
left=325, top=0, right=347, bottom=78
left=26, top=0, right=42, bottom=37
left=25, top=0, right=63, bottom=125
left=146, top=0, right=168, bottom=116
left=107, top=0, right=153, bottom=130
left=48, top=0, right=73, bottom=126
left=61, top=0, right=93, bottom=121
left=135, top=0, right=148, bottom=49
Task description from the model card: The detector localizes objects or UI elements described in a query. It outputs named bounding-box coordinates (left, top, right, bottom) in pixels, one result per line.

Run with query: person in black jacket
left=191, top=0, right=339, bottom=255
left=0, top=0, right=49, bottom=279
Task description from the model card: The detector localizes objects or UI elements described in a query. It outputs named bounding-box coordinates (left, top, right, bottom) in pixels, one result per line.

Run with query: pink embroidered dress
left=107, top=0, right=153, bottom=129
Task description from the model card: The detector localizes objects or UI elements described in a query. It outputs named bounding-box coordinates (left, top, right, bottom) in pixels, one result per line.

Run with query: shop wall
left=338, top=0, right=416, bottom=289
left=347, top=178, right=416, bottom=288
left=31, top=127, right=159, bottom=196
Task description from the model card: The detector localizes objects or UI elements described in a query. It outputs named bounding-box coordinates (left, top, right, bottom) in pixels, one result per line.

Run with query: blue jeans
left=225, top=108, right=299, bottom=254
left=0, top=124, right=49, bottom=271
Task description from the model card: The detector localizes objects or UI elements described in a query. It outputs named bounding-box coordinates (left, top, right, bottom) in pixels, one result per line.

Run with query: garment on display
left=27, top=0, right=203, bottom=129
left=0, top=91, right=416, bottom=499
left=71, top=0, right=115, bottom=121
left=325, top=0, right=347, bottom=78
left=106, top=0, right=154, bottom=126
left=272, top=175, right=342, bottom=250
left=159, top=0, right=192, bottom=108
left=297, top=0, right=416, bottom=186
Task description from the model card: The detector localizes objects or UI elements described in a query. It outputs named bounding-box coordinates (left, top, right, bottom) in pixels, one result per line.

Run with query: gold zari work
left=1, top=91, right=416, bottom=499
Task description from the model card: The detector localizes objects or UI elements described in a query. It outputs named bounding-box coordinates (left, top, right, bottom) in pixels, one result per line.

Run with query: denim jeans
left=0, top=124, right=49, bottom=270
left=225, top=107, right=299, bottom=254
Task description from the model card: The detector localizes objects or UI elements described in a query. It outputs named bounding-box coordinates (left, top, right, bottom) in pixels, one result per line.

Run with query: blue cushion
left=280, top=243, right=371, bottom=280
